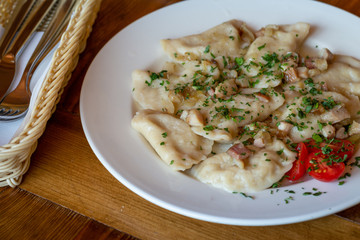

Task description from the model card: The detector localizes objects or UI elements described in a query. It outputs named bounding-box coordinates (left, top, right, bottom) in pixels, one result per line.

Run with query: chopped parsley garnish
left=276, top=149, right=284, bottom=155
left=235, top=57, right=245, bottom=67
left=284, top=196, right=294, bottom=204
left=222, top=56, right=228, bottom=68
left=232, top=192, right=254, bottom=199
left=261, top=52, right=280, bottom=68
left=312, top=133, right=323, bottom=143
left=350, top=157, right=360, bottom=168
left=297, top=109, right=306, bottom=119
left=257, top=43, right=266, bottom=50
left=204, top=45, right=210, bottom=53
left=321, top=145, right=332, bottom=155
left=203, top=125, right=215, bottom=131
left=313, top=191, right=323, bottom=196
left=248, top=79, right=260, bottom=88
left=145, top=70, right=167, bottom=86
left=321, top=97, right=338, bottom=110
left=304, top=78, right=315, bottom=87
left=302, top=96, right=319, bottom=113
left=303, top=190, right=326, bottom=196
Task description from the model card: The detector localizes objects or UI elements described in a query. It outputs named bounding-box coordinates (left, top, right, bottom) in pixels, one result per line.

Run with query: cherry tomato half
left=286, top=142, right=307, bottom=181
left=306, top=151, right=346, bottom=182
left=320, top=139, right=354, bottom=161
left=289, top=138, right=354, bottom=182
left=305, top=139, right=354, bottom=162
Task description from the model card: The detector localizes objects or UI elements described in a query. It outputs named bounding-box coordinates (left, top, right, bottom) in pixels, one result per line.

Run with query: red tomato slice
left=303, top=139, right=319, bottom=153
left=286, top=138, right=354, bottom=183
left=305, top=138, right=354, bottom=163
left=286, top=142, right=307, bottom=181
left=321, top=139, right=354, bottom=161
left=306, top=151, right=345, bottom=182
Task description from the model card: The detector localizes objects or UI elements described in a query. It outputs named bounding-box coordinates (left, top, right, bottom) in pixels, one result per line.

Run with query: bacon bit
left=305, top=57, right=316, bottom=69
left=253, top=138, right=265, bottom=148
left=284, top=52, right=300, bottom=64
left=207, top=87, right=215, bottom=97
left=211, top=59, right=218, bottom=65
left=180, top=109, right=205, bottom=127
left=305, top=57, right=328, bottom=71
left=275, top=130, right=288, bottom=139
left=253, top=131, right=271, bottom=148
left=180, top=110, right=189, bottom=121
left=320, top=48, right=334, bottom=62
left=335, top=127, right=349, bottom=139
left=281, top=53, right=299, bottom=74
left=227, top=143, right=251, bottom=160
left=296, top=67, right=309, bottom=79
left=308, top=69, right=321, bottom=77
left=255, top=92, right=271, bottom=102
left=314, top=59, right=328, bottom=71
left=349, top=121, right=360, bottom=136
left=284, top=67, right=300, bottom=83
left=321, top=125, right=335, bottom=138
left=277, top=121, right=293, bottom=134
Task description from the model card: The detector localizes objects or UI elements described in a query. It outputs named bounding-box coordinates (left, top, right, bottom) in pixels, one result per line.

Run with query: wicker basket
left=0, top=0, right=102, bottom=187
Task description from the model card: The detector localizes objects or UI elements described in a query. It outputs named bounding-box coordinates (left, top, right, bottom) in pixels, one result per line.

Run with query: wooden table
left=1, top=0, right=360, bottom=239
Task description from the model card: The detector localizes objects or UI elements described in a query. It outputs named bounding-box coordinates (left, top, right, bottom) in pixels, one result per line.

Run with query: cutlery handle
left=5, top=0, right=56, bottom=57
left=25, top=0, right=79, bottom=91
left=0, top=0, right=34, bottom=57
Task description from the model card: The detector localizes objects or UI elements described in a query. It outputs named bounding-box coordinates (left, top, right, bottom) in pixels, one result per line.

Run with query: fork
left=0, top=0, right=55, bottom=102
left=0, top=0, right=78, bottom=120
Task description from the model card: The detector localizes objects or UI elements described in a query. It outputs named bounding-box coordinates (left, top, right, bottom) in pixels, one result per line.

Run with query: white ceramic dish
left=80, top=0, right=360, bottom=225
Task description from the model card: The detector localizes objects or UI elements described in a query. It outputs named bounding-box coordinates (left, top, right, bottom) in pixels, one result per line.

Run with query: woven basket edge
left=0, top=0, right=102, bottom=187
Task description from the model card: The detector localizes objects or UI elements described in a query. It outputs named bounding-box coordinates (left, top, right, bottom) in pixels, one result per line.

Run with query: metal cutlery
left=0, top=0, right=78, bottom=120
left=0, top=0, right=35, bottom=58
left=0, top=0, right=56, bottom=102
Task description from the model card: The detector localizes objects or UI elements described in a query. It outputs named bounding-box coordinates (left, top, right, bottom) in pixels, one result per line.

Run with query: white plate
left=80, top=0, right=360, bottom=225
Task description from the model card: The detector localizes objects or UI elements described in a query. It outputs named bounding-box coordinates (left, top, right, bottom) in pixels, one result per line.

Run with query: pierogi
left=131, top=20, right=360, bottom=194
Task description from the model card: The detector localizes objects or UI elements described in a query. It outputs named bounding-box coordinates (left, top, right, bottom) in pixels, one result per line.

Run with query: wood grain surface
left=1, top=0, right=360, bottom=239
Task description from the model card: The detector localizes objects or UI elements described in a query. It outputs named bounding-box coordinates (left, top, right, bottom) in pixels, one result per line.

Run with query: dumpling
left=190, top=88, right=285, bottom=142
left=131, top=109, right=214, bottom=171
left=246, top=22, right=310, bottom=61
left=132, top=70, right=175, bottom=113
left=161, top=20, right=255, bottom=61
left=190, top=139, right=296, bottom=193
left=313, top=59, right=360, bottom=117
left=241, top=22, right=310, bottom=88
left=272, top=91, right=353, bottom=142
